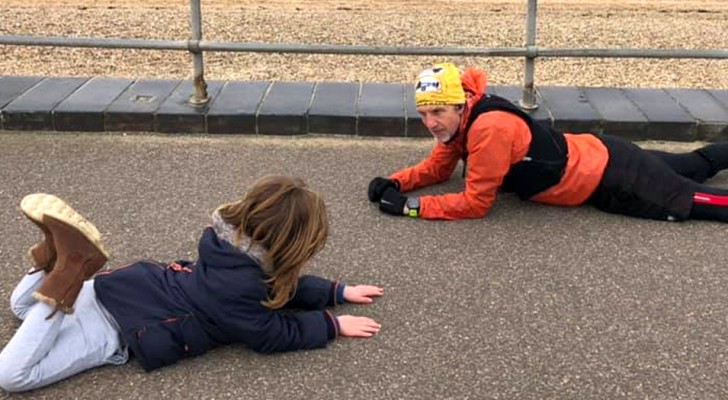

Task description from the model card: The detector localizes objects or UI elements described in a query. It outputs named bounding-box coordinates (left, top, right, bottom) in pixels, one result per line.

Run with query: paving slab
left=709, top=89, right=728, bottom=110
left=0, top=76, right=42, bottom=109
left=54, top=78, right=133, bottom=131
left=308, top=82, right=359, bottom=136
left=105, top=79, right=181, bottom=132
left=257, top=81, right=314, bottom=135
left=582, top=87, right=648, bottom=139
left=539, top=86, right=601, bottom=134
left=0, top=76, right=43, bottom=130
left=155, top=80, right=225, bottom=134
left=624, top=88, right=697, bottom=141
left=358, top=83, right=406, bottom=137
left=667, top=88, right=728, bottom=141
left=206, top=81, right=269, bottom=134
left=2, top=77, right=88, bottom=131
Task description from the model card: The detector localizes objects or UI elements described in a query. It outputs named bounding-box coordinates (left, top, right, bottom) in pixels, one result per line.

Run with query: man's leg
left=589, top=135, right=695, bottom=221
left=688, top=184, right=728, bottom=222
left=647, top=142, right=728, bottom=183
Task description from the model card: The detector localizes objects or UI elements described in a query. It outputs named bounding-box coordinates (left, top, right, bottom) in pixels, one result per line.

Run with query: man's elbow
left=466, top=200, right=491, bottom=219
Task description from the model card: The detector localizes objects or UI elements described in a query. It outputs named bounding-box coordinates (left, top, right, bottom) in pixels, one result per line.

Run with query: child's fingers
left=366, top=285, right=384, bottom=295
left=350, top=289, right=382, bottom=303
left=354, top=324, right=380, bottom=337
left=358, top=286, right=384, bottom=297
left=344, top=286, right=382, bottom=303
left=362, top=325, right=380, bottom=334
left=360, top=319, right=381, bottom=331
left=338, top=315, right=381, bottom=337
left=354, top=317, right=380, bottom=332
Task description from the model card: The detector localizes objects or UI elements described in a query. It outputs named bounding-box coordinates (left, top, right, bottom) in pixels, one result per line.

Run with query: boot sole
left=21, top=193, right=82, bottom=227
left=22, top=194, right=111, bottom=259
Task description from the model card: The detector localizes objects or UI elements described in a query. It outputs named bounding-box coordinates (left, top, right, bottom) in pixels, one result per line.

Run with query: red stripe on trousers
left=693, top=192, right=728, bottom=206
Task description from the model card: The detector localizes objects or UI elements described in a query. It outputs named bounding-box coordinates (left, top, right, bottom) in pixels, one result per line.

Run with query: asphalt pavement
left=1, top=131, right=727, bottom=400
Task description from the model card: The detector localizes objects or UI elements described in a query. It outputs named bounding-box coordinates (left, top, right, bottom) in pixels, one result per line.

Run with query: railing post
left=188, top=0, right=209, bottom=105
left=519, top=0, right=538, bottom=111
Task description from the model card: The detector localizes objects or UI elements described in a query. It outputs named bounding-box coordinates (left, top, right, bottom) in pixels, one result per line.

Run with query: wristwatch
left=406, top=197, right=420, bottom=218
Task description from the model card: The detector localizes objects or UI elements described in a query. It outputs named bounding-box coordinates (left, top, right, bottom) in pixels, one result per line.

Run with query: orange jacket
left=390, top=67, right=610, bottom=220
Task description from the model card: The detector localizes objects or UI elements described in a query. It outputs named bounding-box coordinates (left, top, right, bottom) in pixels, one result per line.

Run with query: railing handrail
left=2, top=35, right=726, bottom=59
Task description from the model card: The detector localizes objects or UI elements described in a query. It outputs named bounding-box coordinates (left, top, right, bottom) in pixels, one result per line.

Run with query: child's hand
left=337, top=315, right=381, bottom=338
left=343, top=285, right=384, bottom=304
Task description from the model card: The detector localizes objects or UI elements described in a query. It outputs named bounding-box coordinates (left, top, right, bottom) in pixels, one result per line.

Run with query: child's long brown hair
left=218, top=175, right=329, bottom=309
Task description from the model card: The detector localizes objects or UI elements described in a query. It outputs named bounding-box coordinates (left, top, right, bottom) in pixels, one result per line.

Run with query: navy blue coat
left=94, top=227, right=340, bottom=371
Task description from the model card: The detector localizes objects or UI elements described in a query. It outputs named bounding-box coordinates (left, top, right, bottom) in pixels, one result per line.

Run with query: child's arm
left=223, top=279, right=383, bottom=354
left=285, top=275, right=383, bottom=310
left=283, top=275, right=343, bottom=310
left=230, top=306, right=380, bottom=354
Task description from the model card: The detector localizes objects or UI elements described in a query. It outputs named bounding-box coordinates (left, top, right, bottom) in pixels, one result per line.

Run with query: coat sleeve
left=224, top=285, right=337, bottom=354
left=284, top=275, right=338, bottom=310
left=242, top=309, right=335, bottom=354
left=419, top=112, right=524, bottom=220
left=389, top=141, right=462, bottom=193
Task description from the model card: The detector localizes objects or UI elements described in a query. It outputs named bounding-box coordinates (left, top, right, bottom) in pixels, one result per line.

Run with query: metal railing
left=1, top=0, right=726, bottom=109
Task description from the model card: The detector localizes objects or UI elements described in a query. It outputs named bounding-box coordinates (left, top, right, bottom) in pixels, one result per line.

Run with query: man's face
left=416, top=104, right=463, bottom=143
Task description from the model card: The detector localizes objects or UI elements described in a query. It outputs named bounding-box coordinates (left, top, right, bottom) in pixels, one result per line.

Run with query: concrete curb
left=1, top=75, right=727, bottom=141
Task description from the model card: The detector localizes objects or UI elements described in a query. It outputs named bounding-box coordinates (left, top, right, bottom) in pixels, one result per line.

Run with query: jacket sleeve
left=244, top=309, right=335, bottom=354
left=389, top=141, right=462, bottom=193
left=224, top=285, right=337, bottom=354
left=284, top=275, right=340, bottom=310
left=419, top=112, right=523, bottom=220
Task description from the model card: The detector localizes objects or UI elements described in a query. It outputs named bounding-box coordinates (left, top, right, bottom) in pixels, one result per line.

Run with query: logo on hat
left=415, top=77, right=441, bottom=93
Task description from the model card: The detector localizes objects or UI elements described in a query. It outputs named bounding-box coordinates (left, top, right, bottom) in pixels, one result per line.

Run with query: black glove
left=379, top=187, right=407, bottom=216
left=368, top=177, right=399, bottom=202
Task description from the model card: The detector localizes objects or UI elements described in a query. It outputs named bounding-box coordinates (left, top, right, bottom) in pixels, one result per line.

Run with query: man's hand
left=379, top=187, right=407, bottom=216
left=344, top=285, right=384, bottom=304
left=337, top=315, right=381, bottom=338
left=368, top=177, right=399, bottom=202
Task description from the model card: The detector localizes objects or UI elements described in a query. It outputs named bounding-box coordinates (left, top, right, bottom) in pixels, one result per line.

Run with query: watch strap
left=406, top=197, right=420, bottom=218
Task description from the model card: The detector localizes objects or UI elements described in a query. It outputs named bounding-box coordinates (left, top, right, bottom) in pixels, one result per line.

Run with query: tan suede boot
left=20, top=193, right=106, bottom=275
left=20, top=194, right=60, bottom=272
left=32, top=210, right=110, bottom=317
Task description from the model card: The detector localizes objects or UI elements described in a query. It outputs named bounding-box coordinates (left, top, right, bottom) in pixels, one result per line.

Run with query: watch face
left=407, top=197, right=420, bottom=210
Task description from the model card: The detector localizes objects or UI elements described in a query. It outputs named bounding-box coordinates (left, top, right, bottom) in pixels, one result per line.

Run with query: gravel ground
left=0, top=0, right=726, bottom=88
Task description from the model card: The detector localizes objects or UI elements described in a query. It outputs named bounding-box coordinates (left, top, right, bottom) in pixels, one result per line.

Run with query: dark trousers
left=588, top=135, right=728, bottom=222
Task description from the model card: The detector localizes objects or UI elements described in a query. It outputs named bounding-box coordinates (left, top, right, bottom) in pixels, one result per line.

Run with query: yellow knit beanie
left=414, top=62, right=466, bottom=107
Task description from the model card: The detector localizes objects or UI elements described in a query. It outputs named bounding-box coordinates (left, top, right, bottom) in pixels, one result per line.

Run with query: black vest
left=462, top=94, right=569, bottom=200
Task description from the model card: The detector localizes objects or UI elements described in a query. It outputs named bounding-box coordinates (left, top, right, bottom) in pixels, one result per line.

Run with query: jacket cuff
left=330, top=279, right=346, bottom=306
left=336, top=282, right=346, bottom=304
left=324, top=310, right=339, bottom=340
